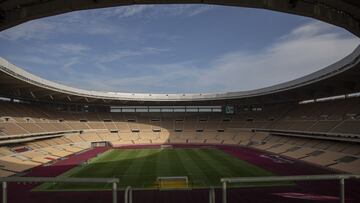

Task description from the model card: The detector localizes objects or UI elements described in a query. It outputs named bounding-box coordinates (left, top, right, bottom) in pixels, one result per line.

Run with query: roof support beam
left=30, top=91, right=36, bottom=99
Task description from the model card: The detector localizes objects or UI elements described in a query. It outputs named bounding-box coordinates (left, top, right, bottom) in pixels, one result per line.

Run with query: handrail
left=125, top=186, right=133, bottom=203
left=221, top=174, right=360, bottom=183
left=1, top=175, right=359, bottom=203
left=209, top=187, right=215, bottom=203
left=221, top=174, right=360, bottom=203
left=0, top=177, right=119, bottom=183
left=0, top=177, right=119, bottom=203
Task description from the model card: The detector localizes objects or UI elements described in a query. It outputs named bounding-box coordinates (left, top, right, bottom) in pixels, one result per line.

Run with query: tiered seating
left=232, top=131, right=254, bottom=145
left=302, top=151, right=347, bottom=166
left=65, top=133, right=86, bottom=143
left=103, top=121, right=117, bottom=130
left=251, top=132, right=269, bottom=143
left=0, top=147, right=13, bottom=156
left=0, top=155, right=39, bottom=172
left=332, top=120, right=360, bottom=134
left=135, top=132, right=157, bottom=144
left=97, top=131, right=119, bottom=141
left=41, top=147, right=72, bottom=157
left=111, top=140, right=134, bottom=145
left=157, top=131, right=170, bottom=143
left=58, top=145, right=82, bottom=153
left=216, top=132, right=235, bottom=144
left=87, top=122, right=106, bottom=130
left=0, top=98, right=359, bottom=175
left=21, top=150, right=58, bottom=163
left=0, top=123, right=28, bottom=135
left=160, top=118, right=173, bottom=131
left=251, top=134, right=360, bottom=173
left=72, top=142, right=91, bottom=149
left=36, top=122, right=60, bottom=132
left=331, top=159, right=360, bottom=174
left=17, top=122, right=45, bottom=133
left=309, top=120, right=340, bottom=132
left=266, top=144, right=295, bottom=154
left=0, top=169, right=15, bottom=177
left=118, top=132, right=139, bottom=142
left=282, top=147, right=318, bottom=159
left=13, top=107, right=352, bottom=141
left=205, top=132, right=223, bottom=144
left=79, top=132, right=102, bottom=142
left=66, top=122, right=89, bottom=130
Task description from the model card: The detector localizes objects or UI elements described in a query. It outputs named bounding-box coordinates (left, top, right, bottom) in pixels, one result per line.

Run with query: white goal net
left=160, top=145, right=173, bottom=149
left=157, top=176, right=189, bottom=189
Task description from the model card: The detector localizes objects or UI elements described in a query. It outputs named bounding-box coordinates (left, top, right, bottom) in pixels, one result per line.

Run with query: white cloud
left=62, top=57, right=81, bottom=69
left=61, top=62, right=200, bottom=93
left=9, top=55, right=56, bottom=65
left=95, top=47, right=169, bottom=64
left=0, top=15, right=112, bottom=41
left=187, top=5, right=214, bottom=17
left=54, top=44, right=90, bottom=55
left=286, top=21, right=332, bottom=39
left=65, top=21, right=360, bottom=93
left=17, top=43, right=91, bottom=60
left=105, top=5, right=154, bottom=18
left=0, top=21, right=55, bottom=40
left=149, top=5, right=213, bottom=18
left=0, top=5, right=212, bottom=41
left=99, top=4, right=213, bottom=19
left=194, top=21, right=360, bottom=92
left=3, top=18, right=359, bottom=94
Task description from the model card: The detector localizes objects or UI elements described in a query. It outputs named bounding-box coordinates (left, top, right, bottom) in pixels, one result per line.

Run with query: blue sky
left=0, top=4, right=359, bottom=93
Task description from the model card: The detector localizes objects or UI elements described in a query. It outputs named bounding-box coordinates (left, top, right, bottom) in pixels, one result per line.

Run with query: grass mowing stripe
left=88, top=149, right=140, bottom=189
left=204, top=149, right=294, bottom=188
left=195, top=149, right=235, bottom=177
left=134, top=149, right=160, bottom=188
left=167, top=149, right=187, bottom=177
left=156, top=149, right=173, bottom=177
left=36, top=148, right=288, bottom=191
left=175, top=149, right=210, bottom=187
left=64, top=149, right=117, bottom=177
left=111, top=149, right=142, bottom=176
left=184, top=149, right=224, bottom=186
left=120, top=149, right=152, bottom=187
left=71, top=150, right=137, bottom=189
left=91, top=149, right=116, bottom=163
left=205, top=149, right=273, bottom=176
left=73, top=149, right=134, bottom=177
left=34, top=149, right=118, bottom=191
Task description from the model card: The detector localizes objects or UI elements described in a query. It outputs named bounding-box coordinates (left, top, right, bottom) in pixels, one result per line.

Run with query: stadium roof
left=0, top=0, right=360, bottom=105
left=1, top=1, right=360, bottom=36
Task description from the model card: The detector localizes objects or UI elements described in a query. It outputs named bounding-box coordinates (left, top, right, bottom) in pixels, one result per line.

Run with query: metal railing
left=209, top=187, right=215, bottom=203
left=221, top=174, right=360, bottom=203
left=2, top=174, right=358, bottom=203
left=0, top=177, right=119, bottom=203
left=124, top=186, right=133, bottom=203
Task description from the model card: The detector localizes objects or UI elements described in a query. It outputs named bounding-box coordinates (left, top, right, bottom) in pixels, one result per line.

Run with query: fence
left=1, top=174, right=359, bottom=203
left=0, top=177, right=119, bottom=203
left=221, top=174, right=360, bottom=203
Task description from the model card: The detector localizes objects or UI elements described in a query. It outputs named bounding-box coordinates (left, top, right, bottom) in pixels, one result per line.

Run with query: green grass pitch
left=36, top=148, right=290, bottom=191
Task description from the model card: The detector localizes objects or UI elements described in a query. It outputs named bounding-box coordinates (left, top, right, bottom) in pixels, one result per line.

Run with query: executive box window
left=111, top=106, right=222, bottom=113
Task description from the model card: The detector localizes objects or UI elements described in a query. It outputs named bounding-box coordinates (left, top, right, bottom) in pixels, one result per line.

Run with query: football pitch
left=36, top=148, right=290, bottom=191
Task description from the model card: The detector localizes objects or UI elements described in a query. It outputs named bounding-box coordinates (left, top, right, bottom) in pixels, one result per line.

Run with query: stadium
left=0, top=0, right=360, bottom=203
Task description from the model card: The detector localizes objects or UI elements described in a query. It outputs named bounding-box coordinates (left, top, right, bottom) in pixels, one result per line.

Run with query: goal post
left=160, top=145, right=173, bottom=149
left=157, top=176, right=189, bottom=190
